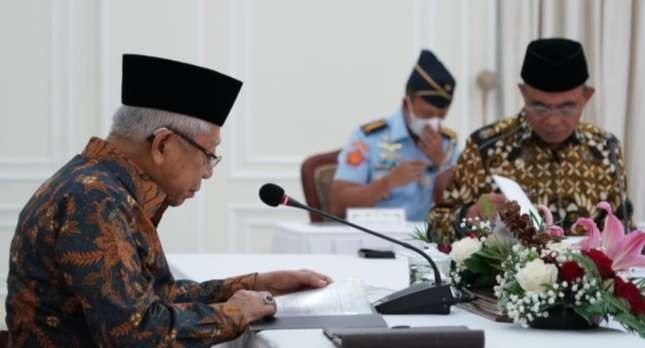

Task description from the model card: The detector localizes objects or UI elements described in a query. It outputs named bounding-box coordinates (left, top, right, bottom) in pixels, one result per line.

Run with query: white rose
left=516, top=258, right=558, bottom=294
left=449, top=237, right=482, bottom=265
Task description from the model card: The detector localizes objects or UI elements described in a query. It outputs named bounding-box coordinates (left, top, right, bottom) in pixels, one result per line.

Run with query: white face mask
left=406, top=98, right=441, bottom=136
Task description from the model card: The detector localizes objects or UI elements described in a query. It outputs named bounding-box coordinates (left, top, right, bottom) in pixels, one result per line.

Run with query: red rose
left=614, top=276, right=645, bottom=315
left=559, top=261, right=585, bottom=283
left=582, top=249, right=615, bottom=279
left=438, top=243, right=451, bottom=254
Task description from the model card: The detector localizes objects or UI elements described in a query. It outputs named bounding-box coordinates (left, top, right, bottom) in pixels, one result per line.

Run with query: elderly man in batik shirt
left=427, top=38, right=633, bottom=246
left=6, top=55, right=331, bottom=347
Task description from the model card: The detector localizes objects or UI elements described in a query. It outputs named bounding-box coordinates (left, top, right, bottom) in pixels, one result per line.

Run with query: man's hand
left=418, top=126, right=445, bottom=166
left=466, top=193, right=507, bottom=220
left=225, top=289, right=276, bottom=325
left=385, top=160, right=427, bottom=188
left=255, top=270, right=333, bottom=296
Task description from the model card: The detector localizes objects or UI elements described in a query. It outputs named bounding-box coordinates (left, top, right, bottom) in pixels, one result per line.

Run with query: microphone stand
left=283, top=198, right=458, bottom=314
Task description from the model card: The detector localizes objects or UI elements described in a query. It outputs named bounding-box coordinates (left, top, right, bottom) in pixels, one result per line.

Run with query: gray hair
left=110, top=105, right=213, bottom=141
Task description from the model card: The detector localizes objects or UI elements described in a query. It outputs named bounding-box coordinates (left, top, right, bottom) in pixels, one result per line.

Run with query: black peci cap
left=521, top=38, right=589, bottom=92
left=121, top=54, right=243, bottom=126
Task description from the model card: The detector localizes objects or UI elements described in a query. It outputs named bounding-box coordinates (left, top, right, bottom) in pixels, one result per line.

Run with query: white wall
left=20, top=0, right=645, bottom=326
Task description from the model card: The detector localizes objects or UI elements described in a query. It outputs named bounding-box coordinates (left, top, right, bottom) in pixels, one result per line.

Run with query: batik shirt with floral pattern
left=427, top=114, right=633, bottom=245
left=6, top=137, right=257, bottom=347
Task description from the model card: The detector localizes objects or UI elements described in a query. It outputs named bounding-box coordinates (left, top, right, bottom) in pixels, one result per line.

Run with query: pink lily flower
left=537, top=204, right=565, bottom=238
left=573, top=201, right=645, bottom=271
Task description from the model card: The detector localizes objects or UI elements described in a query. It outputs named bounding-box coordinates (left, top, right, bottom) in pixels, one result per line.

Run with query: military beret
left=521, top=38, right=589, bottom=92
left=406, top=50, right=455, bottom=108
left=121, top=54, right=242, bottom=126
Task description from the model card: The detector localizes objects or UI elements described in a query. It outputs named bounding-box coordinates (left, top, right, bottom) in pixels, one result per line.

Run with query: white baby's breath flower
left=546, top=241, right=571, bottom=255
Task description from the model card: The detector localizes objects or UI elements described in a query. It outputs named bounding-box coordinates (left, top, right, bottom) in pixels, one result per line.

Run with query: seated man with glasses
left=6, top=54, right=331, bottom=347
left=426, top=38, right=633, bottom=247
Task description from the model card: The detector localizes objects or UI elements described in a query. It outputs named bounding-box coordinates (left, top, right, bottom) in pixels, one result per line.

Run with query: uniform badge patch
left=347, top=141, right=368, bottom=166
left=347, top=150, right=364, bottom=166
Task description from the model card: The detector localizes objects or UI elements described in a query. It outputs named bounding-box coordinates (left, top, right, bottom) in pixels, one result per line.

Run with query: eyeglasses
left=148, top=127, right=222, bottom=169
left=524, top=103, right=580, bottom=118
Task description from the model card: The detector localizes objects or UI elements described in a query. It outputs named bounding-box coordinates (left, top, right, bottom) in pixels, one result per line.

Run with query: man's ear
left=582, top=85, right=595, bottom=101
left=149, top=128, right=173, bottom=165
left=517, top=83, right=527, bottom=97
left=401, top=97, right=409, bottom=113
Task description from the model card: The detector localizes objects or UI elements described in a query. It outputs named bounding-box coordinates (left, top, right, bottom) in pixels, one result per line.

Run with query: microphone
left=259, top=183, right=460, bottom=315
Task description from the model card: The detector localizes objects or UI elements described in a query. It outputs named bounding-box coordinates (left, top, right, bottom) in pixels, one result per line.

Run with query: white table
left=168, top=254, right=409, bottom=292
left=167, top=254, right=644, bottom=348
left=272, top=221, right=426, bottom=254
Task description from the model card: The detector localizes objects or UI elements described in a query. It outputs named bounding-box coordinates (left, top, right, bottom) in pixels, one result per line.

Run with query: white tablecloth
left=272, top=221, right=426, bottom=254
left=167, top=254, right=644, bottom=348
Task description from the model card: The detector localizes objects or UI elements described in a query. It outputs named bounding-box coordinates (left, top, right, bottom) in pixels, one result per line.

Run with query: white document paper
left=492, top=175, right=542, bottom=226
left=274, top=278, right=373, bottom=317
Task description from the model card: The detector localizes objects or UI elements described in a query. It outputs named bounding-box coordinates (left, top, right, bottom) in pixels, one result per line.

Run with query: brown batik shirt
left=6, top=137, right=257, bottom=347
left=427, top=113, right=632, bottom=245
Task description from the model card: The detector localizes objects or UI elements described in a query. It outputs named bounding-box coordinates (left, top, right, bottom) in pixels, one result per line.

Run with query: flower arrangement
left=493, top=202, right=645, bottom=336
left=446, top=200, right=645, bottom=336
left=447, top=200, right=551, bottom=290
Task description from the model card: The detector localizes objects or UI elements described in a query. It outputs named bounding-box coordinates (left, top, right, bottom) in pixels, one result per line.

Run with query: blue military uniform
left=334, top=109, right=458, bottom=221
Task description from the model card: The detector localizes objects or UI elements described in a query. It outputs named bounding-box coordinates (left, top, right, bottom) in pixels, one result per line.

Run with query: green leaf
left=528, top=210, right=544, bottom=230
left=464, top=255, right=495, bottom=275
left=408, top=223, right=431, bottom=243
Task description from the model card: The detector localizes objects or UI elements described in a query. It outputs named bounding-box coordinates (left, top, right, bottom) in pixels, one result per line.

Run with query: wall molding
left=0, top=1, right=79, bottom=181
left=226, top=0, right=302, bottom=181
left=225, top=204, right=306, bottom=252
left=194, top=0, right=207, bottom=252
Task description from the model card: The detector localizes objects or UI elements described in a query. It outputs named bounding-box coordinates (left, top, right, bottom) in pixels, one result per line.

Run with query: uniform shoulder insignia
left=360, top=119, right=388, bottom=135
left=440, top=127, right=457, bottom=142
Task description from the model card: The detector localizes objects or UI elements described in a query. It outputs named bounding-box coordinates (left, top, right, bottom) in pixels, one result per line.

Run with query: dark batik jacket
left=6, top=137, right=256, bottom=347
left=427, top=114, right=633, bottom=245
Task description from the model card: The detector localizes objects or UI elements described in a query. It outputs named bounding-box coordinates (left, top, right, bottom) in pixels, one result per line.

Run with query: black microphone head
left=259, top=183, right=285, bottom=207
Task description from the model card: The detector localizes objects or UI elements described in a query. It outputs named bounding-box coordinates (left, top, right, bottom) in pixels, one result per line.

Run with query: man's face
left=519, top=84, right=594, bottom=148
left=148, top=126, right=220, bottom=206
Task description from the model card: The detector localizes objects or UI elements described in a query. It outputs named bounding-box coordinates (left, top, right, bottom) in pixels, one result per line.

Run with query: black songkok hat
left=406, top=50, right=455, bottom=108
left=521, top=38, right=589, bottom=92
left=121, top=54, right=242, bottom=126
